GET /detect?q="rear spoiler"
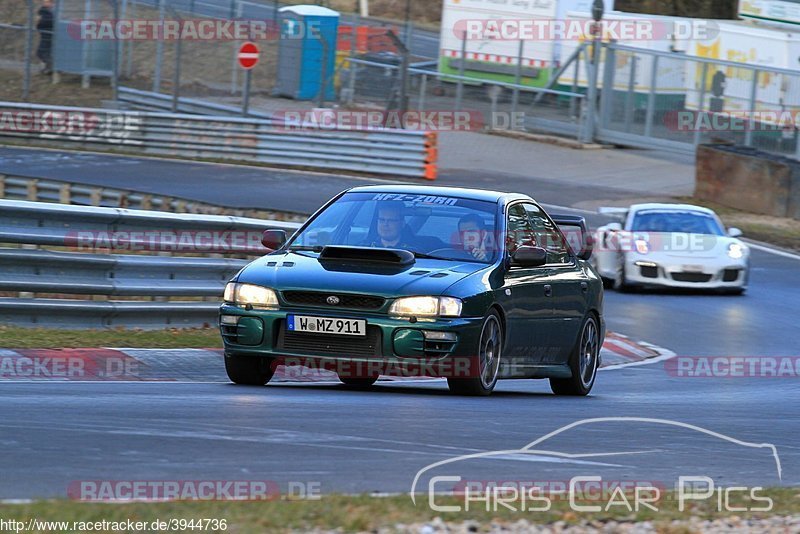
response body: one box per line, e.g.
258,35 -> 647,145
598,207 -> 629,221
551,214 -> 593,261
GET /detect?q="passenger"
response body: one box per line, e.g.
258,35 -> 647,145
458,214 -> 492,261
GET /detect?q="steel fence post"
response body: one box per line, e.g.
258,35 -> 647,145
644,54 -> 658,138
598,43 -> 614,131
82,0 -> 92,88
111,0 -> 120,102
419,73 -> 427,111
623,54 -> 637,133
455,31 -> 466,112
24,0 -> 34,101
231,0 -> 243,95
745,69 -> 758,147
583,38 -> 601,144
694,62 -> 709,146
346,21 -> 357,105
569,48 -> 581,118
317,33 -> 329,108
153,0 -> 164,92
172,13 -> 183,112
511,39 -> 523,116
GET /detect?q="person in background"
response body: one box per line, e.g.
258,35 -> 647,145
36,0 -> 54,75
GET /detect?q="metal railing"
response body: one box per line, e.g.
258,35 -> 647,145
0,198 -> 302,329
586,42 -> 800,158
0,101 -> 439,179
343,56 -> 589,143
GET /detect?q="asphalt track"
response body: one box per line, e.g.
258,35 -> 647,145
0,146 -> 798,499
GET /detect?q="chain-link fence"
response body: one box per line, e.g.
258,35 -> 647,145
0,1 -> 46,101
342,30 -> 588,139
589,43 -> 800,159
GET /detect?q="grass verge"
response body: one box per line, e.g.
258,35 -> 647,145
0,326 -> 222,349
1,490 -> 798,533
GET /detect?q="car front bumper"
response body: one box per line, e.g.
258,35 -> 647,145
624,255 -> 749,289
219,305 -> 487,378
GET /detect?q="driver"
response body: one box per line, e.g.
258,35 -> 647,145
458,214 -> 493,261
363,201 -> 415,249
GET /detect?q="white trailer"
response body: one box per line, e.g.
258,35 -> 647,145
438,0 -> 614,87
684,19 -> 800,115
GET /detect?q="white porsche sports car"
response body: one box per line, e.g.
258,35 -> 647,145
594,203 -> 750,294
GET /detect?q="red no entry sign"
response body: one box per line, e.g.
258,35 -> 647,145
238,42 -> 260,70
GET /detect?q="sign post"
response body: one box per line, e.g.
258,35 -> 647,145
238,42 -> 260,116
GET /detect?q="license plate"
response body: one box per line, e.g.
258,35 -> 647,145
683,265 -> 705,273
287,315 -> 367,337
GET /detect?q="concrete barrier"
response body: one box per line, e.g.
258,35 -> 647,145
696,144 -> 800,220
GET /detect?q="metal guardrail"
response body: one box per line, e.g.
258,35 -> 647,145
0,101 -> 439,179
0,199 -> 302,329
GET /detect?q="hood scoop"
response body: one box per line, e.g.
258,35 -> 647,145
318,246 -> 415,266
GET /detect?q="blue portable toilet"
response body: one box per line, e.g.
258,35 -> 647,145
275,5 -> 340,101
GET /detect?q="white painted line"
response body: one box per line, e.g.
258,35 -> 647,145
600,349 -> 677,371
744,239 -> 800,261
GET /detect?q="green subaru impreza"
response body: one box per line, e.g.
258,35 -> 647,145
220,185 -> 604,396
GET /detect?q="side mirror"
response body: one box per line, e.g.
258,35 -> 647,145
511,246 -> 547,268
606,222 -> 623,232
262,229 -> 287,250
728,227 -> 743,238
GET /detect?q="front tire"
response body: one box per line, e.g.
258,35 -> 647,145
550,315 -> 600,396
225,353 -> 274,386
447,311 -> 503,396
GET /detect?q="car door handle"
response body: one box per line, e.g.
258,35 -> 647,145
544,285 -> 553,297
581,282 -> 589,293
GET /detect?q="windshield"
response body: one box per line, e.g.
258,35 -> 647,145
631,210 -> 725,236
288,192 -> 499,263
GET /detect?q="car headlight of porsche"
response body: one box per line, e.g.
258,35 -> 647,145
635,239 -> 650,255
223,283 -> 279,309
727,243 -> 746,260
389,296 -> 463,318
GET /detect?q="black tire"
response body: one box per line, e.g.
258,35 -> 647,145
601,277 -> 614,290
550,315 -> 600,396
447,311 -> 503,397
614,262 -> 632,293
224,353 -> 274,386
338,375 -> 379,388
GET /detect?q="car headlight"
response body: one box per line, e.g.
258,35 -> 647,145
635,239 -> 650,255
728,243 -> 746,260
389,296 -> 463,318
223,283 -> 279,309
